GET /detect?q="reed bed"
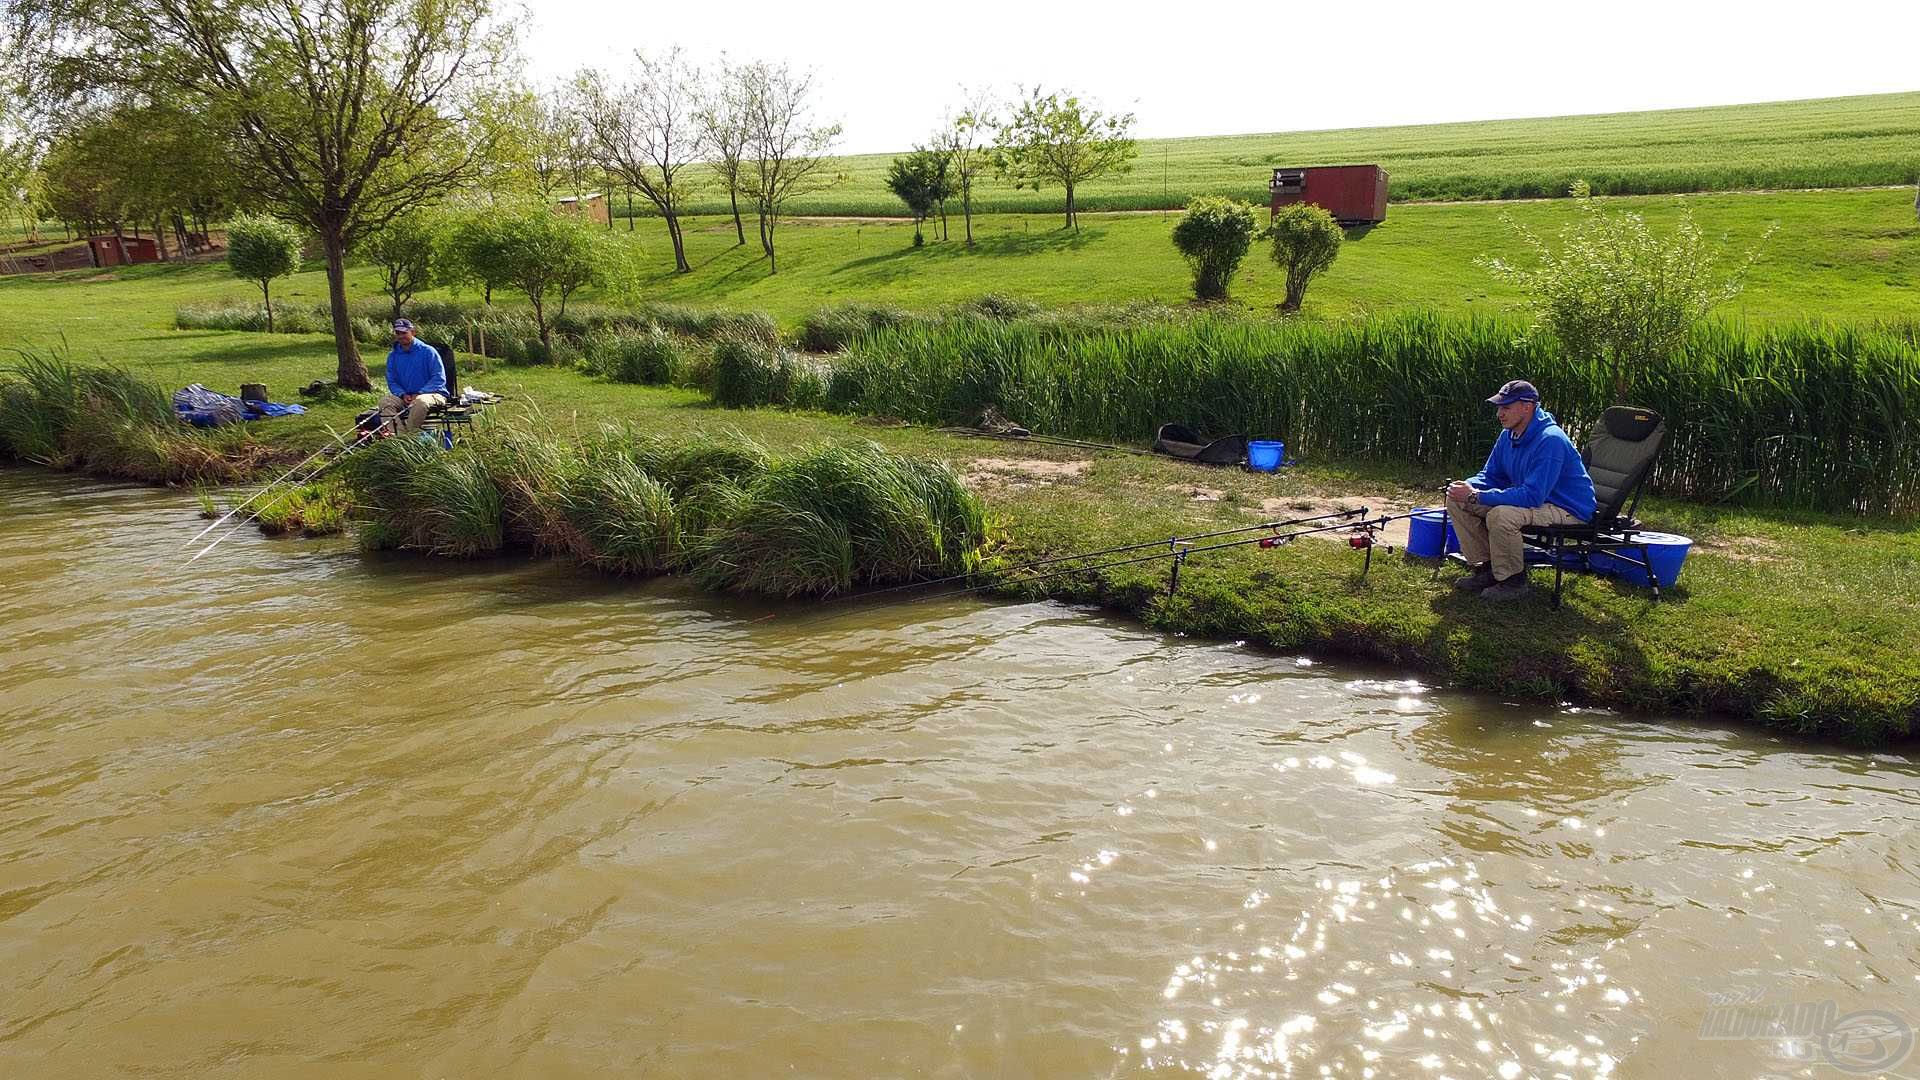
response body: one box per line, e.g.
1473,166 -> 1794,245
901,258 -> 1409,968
803,311 -> 1920,516
0,348 -> 265,484
175,298 -> 780,369
342,422 -> 985,596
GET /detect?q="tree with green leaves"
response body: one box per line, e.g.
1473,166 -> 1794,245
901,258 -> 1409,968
226,214 -> 303,332
931,90 -> 993,246
733,60 -> 842,274
5,0 -> 517,391
575,48 -> 702,273
1267,204 -> 1343,313
992,88 -> 1135,230
1172,197 -> 1259,301
491,208 -> 635,355
362,210 -> 442,320
695,56 -> 751,248
1482,201 -> 1771,396
442,210 -> 513,305
886,148 -> 947,247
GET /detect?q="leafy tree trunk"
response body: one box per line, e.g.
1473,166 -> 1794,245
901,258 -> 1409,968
938,200 -> 947,241
962,178 -> 973,246
666,211 -> 690,273
531,296 -> 550,356
154,216 -> 168,261
626,189 -> 634,232
1064,181 -> 1076,230
260,279 -> 274,332
321,226 -> 371,390
730,188 -> 745,246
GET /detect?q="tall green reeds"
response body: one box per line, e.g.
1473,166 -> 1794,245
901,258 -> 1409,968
340,422 -> 985,595
798,311 -> 1920,516
0,348 -> 259,483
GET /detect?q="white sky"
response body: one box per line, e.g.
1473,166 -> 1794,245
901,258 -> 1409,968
522,1 -> 1920,155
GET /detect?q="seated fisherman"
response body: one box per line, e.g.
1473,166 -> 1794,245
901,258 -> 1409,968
1444,380 -> 1596,601
380,318 -> 448,436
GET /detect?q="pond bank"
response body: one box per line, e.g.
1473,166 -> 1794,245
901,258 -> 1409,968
5,363 -> 1914,746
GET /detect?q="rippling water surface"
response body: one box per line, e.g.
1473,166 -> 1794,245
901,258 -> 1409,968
3,469 -> 1918,1079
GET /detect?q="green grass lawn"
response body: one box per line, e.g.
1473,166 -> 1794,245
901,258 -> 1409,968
5,188 -> 1914,341
669,91 -> 1920,216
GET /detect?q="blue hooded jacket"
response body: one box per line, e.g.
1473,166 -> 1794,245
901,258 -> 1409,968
385,340 -> 447,397
1466,407 -> 1596,521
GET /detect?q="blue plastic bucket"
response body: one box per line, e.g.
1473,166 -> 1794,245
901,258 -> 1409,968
1407,508 -> 1448,558
1590,532 -> 1692,588
1247,440 -> 1284,472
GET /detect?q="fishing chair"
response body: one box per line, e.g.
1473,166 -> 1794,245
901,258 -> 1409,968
417,341 -> 481,447
1446,405 -> 1668,608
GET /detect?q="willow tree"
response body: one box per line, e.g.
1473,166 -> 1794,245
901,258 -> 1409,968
5,0 -> 514,390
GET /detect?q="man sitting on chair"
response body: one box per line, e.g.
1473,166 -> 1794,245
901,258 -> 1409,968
1444,380 -> 1596,600
380,318 -> 448,436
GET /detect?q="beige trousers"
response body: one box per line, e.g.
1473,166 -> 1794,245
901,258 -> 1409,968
378,392 -> 447,435
1444,495 -> 1582,581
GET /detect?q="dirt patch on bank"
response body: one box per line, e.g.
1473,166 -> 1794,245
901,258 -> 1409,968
963,457 -> 1093,491
1697,533 -> 1788,564
1253,494 -> 1424,546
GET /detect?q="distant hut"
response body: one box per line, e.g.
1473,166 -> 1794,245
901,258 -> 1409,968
554,193 -> 611,227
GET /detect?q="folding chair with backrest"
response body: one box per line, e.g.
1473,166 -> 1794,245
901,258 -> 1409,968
1520,404 -> 1668,608
418,340 -> 477,447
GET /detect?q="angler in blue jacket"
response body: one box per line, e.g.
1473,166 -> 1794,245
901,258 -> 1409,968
379,318 -> 448,436
1444,380 -> 1596,600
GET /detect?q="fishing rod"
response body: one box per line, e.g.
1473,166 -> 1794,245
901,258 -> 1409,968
186,414 -> 399,564
820,507 -> 1376,613
183,415 -> 388,547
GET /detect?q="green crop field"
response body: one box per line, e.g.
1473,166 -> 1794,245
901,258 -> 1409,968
662,92 -> 1920,218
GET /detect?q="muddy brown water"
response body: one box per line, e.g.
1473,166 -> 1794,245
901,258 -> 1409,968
3,468 -> 1918,1079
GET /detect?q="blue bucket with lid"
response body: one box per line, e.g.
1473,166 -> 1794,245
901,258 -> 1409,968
1247,440 -> 1285,472
1589,532 -> 1692,588
1406,508 -> 1461,558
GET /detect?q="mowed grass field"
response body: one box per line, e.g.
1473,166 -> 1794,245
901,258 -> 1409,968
669,92 -> 1920,216
11,187 -> 1896,338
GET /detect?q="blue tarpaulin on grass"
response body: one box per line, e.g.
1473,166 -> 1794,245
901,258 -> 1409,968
173,384 -> 306,428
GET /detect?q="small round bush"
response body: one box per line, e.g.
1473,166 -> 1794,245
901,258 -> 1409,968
1172,196 -> 1259,301
1267,203 -> 1343,313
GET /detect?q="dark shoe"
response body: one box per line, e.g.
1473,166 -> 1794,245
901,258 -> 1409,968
1479,574 -> 1529,601
1453,564 -> 1497,592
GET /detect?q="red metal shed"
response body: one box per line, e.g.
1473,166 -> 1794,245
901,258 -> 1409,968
87,235 -> 162,267
1269,164 -> 1388,225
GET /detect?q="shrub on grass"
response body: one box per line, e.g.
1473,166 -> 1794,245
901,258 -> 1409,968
1172,196 -> 1260,301
1266,203 -> 1343,313
955,293 -> 1042,321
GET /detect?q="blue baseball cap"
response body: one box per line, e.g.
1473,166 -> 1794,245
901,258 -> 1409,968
392,318 -> 415,332
1487,379 -> 1540,405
